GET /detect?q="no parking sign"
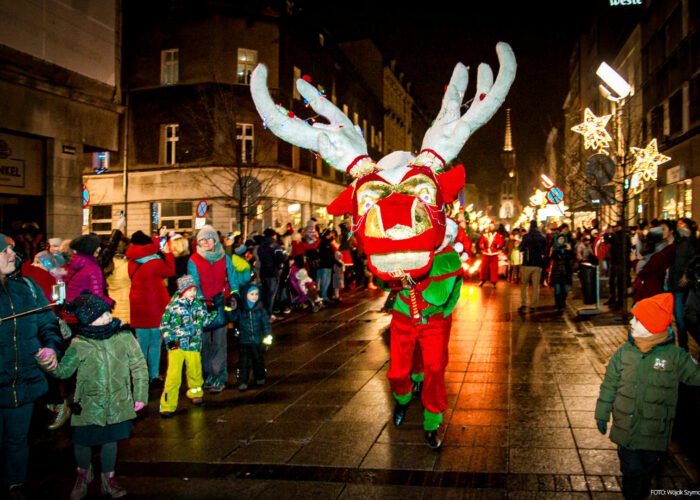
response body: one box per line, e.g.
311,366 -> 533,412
196,200 -> 208,217
82,185 -> 90,208
546,186 -> 565,205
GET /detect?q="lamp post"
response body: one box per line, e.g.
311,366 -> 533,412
597,61 -> 632,317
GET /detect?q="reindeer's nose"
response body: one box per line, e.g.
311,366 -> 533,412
363,193 -> 433,240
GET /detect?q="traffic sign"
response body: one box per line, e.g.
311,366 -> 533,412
196,200 -> 208,217
82,185 -> 90,208
546,186 -> 565,205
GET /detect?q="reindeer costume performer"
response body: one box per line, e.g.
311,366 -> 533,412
250,43 -> 516,448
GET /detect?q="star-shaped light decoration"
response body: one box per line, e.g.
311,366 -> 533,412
571,108 -> 613,152
630,139 -> 671,182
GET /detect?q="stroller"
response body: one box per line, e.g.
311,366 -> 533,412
289,260 -> 321,312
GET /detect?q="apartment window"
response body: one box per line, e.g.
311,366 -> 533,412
353,112 -> 359,126
160,201 -> 193,230
318,33 -> 325,47
650,106 -> 664,140
237,48 -> 257,84
669,90 -> 683,135
161,49 -> 179,86
378,131 -> 383,152
691,75 -> 700,124
362,119 -> 367,139
92,152 -> 109,174
161,124 -> 179,165
342,104 -> 349,117
371,125 -> 375,147
236,123 -> 254,163
293,66 -> 301,100
91,205 -> 112,233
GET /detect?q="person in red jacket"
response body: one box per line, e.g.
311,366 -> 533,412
478,221 -> 504,287
126,231 -> 175,385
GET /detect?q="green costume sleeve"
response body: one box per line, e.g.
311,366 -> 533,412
595,346 -> 622,421
677,349 -> 700,386
51,340 -> 81,379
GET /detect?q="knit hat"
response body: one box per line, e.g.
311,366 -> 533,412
69,234 -> 100,256
130,230 -> 152,246
196,224 -> 218,242
176,275 -> 198,296
65,290 -> 111,326
0,233 -> 14,253
631,293 -> 674,334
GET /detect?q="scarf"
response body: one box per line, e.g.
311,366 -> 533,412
633,330 -> 670,354
197,242 -> 226,262
80,318 -> 122,340
636,240 -> 667,274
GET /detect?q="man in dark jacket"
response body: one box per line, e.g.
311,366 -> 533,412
0,234 -> 63,496
518,221 -> 547,312
256,229 -> 285,319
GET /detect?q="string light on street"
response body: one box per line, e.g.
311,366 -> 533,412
571,108 -> 613,152
630,138 -> 671,182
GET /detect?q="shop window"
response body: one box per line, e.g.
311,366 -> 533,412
293,66 -> 301,100
91,205 -> 112,233
690,75 -> 700,124
161,49 -> 179,86
92,152 -> 109,174
650,106 -> 664,140
237,48 -> 257,85
236,123 -> 254,163
160,201 -> 193,230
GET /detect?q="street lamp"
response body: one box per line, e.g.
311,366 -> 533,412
597,61 -> 632,318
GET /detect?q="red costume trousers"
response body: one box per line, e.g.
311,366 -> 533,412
480,254 -> 499,283
387,312 -> 452,415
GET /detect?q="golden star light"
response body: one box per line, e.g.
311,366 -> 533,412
571,108 -> 613,152
630,139 -> 671,182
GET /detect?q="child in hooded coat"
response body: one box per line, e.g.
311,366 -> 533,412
233,284 -> 271,391
595,293 -> 700,500
40,290 -> 148,500
159,275 -> 218,416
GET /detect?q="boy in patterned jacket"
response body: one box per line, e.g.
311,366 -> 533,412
159,275 -> 217,417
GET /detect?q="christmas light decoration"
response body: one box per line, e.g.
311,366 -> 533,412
571,108 -> 613,152
630,139 -> 670,182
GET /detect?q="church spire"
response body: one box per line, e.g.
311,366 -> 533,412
503,108 -> 513,152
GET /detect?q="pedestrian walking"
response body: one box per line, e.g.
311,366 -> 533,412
632,223 -> 675,303
519,221 -> 547,312
158,275 -> 217,416
233,284 -> 271,391
549,233 -> 574,313
126,231 -> 175,386
595,293 -> 700,500
0,235 -> 62,498
40,290 -> 148,500
478,221 -> 503,287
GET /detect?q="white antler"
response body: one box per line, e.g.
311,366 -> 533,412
421,42 -> 516,165
250,64 -> 369,172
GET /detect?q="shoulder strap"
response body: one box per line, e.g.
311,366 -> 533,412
22,277 -> 38,301
129,263 -> 143,280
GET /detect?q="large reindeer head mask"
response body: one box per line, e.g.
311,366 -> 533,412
251,43 -> 516,287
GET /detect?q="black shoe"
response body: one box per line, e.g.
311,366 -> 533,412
491,282 -> 497,288
517,305 -> 526,313
159,411 -> 173,418
425,429 -> 443,449
411,380 -> 423,400
393,402 -> 409,427
478,280 -> 485,287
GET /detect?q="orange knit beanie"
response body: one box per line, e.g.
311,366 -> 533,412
631,293 -> 674,334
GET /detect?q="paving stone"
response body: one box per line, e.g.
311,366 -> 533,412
435,446 -> 508,473
585,475 -> 605,491
509,448 -> 584,474
361,443 -> 439,471
508,427 -> 576,448
579,449 -> 620,475
601,475 -> 621,492
568,474 -> 589,491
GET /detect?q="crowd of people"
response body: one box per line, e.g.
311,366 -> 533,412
0,216 -> 376,499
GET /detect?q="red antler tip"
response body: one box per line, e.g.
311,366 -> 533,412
302,75 -> 311,82
287,111 -> 295,118
479,93 -> 486,100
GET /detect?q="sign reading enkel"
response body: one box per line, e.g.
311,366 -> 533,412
0,159 -> 25,188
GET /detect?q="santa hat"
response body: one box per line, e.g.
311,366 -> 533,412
631,293 -> 674,334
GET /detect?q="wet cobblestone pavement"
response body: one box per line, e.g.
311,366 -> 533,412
24,283 -> 700,499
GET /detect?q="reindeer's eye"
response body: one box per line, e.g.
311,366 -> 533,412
399,175 -> 437,205
356,181 -> 392,216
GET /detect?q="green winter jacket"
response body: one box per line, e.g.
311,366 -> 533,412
595,333 -> 700,451
50,327 -> 148,427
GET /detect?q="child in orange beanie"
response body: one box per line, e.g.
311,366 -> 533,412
595,293 -> 700,499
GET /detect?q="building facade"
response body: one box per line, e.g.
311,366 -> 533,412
0,0 -> 122,239
82,3 -> 386,238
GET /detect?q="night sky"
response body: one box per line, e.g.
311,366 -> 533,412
311,0 -> 609,199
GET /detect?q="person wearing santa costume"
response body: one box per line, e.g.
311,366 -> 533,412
478,221 -> 504,287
